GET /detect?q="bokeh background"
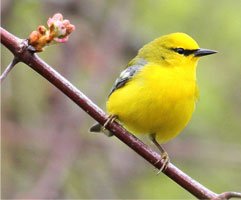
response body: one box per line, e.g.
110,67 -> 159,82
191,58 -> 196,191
1,0 -> 241,199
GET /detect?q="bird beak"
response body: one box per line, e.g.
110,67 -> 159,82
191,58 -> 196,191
194,48 -> 217,57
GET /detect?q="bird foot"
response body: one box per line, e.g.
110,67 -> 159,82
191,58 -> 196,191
103,115 -> 117,130
155,152 -> 170,174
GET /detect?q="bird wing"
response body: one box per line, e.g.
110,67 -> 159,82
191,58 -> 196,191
108,58 -> 147,97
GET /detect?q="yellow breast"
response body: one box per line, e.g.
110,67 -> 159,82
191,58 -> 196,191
107,63 -> 198,144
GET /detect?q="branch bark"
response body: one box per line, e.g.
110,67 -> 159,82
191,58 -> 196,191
1,27 -> 240,199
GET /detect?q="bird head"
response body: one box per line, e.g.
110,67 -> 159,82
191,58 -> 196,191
137,32 -> 217,67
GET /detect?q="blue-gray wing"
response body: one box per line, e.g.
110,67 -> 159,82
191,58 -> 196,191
108,60 -> 146,97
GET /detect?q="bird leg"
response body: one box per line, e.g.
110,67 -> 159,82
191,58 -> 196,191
149,134 -> 170,173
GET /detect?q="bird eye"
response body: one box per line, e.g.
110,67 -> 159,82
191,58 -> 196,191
174,48 -> 185,55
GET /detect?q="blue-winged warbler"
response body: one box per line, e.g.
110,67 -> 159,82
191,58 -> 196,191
90,32 -> 217,170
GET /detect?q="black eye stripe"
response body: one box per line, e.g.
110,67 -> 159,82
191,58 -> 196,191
172,48 -> 197,56
175,48 -> 185,54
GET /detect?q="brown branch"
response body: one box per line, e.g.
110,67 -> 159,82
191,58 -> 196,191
1,27 -> 240,199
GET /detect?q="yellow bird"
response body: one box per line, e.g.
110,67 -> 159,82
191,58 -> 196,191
90,32 -> 217,170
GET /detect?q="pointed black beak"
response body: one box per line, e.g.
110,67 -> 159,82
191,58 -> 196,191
194,48 -> 217,57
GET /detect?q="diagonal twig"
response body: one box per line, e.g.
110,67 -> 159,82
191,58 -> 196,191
212,192 -> 241,200
0,57 -> 19,82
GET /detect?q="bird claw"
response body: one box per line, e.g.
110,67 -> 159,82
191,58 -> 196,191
155,152 -> 170,174
103,115 -> 117,130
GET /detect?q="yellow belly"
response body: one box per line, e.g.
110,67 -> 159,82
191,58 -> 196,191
107,64 -> 198,144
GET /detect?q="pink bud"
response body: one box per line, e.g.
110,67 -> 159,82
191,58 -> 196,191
28,13 -> 75,52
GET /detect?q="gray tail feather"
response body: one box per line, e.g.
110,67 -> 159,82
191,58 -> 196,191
89,123 -> 114,137
89,123 -> 102,132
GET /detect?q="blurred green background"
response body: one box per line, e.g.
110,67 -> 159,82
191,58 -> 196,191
1,0 -> 241,199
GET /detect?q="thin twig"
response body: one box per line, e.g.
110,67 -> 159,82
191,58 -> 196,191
213,192 -> 241,200
0,57 -> 19,83
1,26 -> 240,199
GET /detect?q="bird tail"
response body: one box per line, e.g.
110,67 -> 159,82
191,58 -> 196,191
89,123 -> 114,137
89,123 -> 102,132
